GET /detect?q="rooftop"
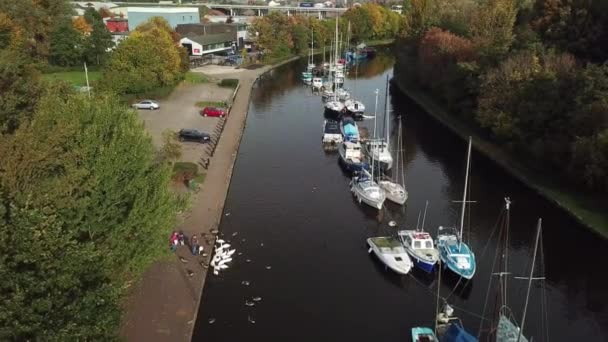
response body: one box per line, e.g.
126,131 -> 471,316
127,7 -> 199,14
183,33 -> 235,46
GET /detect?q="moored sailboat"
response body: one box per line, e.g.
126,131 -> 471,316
350,89 -> 386,210
364,75 -> 393,170
436,137 -> 477,280
378,117 -> 407,204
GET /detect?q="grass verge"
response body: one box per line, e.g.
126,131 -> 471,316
195,101 -> 225,108
391,77 -> 608,238
42,71 -> 102,87
218,79 -> 239,88
172,162 -> 206,188
185,71 -> 209,84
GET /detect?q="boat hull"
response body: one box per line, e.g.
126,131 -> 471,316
351,180 -> 385,210
411,256 -> 436,273
437,235 -> 476,279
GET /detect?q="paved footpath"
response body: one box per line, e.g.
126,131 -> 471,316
120,59 -> 297,342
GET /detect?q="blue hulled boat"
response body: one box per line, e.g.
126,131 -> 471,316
436,137 -> 476,279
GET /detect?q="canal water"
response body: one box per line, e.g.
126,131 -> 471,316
192,49 -> 608,341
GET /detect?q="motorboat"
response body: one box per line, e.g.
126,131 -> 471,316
378,177 -> 407,205
334,76 -> 344,85
325,99 -> 345,116
338,141 -> 368,172
336,87 -> 350,101
340,117 -> 359,142
301,71 -> 313,84
322,119 -> 343,145
365,139 -> 393,170
366,236 -> 412,274
436,137 -> 476,280
398,230 -> 439,273
344,99 -> 365,117
411,327 -> 437,342
312,77 -> 323,89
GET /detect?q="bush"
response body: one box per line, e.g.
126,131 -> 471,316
172,162 -> 199,183
219,78 -> 239,88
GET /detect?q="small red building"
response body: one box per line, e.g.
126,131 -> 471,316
105,18 -> 128,33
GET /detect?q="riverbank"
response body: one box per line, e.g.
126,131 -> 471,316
390,76 -> 608,238
120,57 -> 299,342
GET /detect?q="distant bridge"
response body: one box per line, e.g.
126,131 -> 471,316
93,2 -> 348,18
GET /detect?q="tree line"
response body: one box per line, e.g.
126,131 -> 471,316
396,0 -> 608,195
0,1 -> 184,339
249,4 -> 401,60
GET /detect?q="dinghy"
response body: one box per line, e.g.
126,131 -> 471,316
411,327 -> 437,342
366,236 -> 412,275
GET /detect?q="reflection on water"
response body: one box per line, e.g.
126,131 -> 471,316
192,53 -> 608,342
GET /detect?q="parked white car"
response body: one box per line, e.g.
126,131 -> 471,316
132,100 -> 160,110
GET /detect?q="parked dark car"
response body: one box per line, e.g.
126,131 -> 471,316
178,129 -> 210,143
200,107 -> 227,117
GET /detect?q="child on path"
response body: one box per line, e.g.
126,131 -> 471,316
169,231 -> 178,252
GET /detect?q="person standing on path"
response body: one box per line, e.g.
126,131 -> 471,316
191,235 -> 200,256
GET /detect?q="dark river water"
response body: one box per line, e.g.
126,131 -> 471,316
192,49 -> 608,341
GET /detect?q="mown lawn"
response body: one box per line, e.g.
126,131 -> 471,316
42,71 -> 102,87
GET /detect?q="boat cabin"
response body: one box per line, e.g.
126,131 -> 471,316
407,232 -> 434,250
343,141 -> 363,162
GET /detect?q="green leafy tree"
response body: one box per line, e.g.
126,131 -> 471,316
0,91 -> 180,339
469,0 -> 517,62
100,18 -> 184,94
291,23 -> 309,55
532,0 -> 608,63
83,8 -> 113,65
49,19 -> 84,66
0,0 -> 73,60
0,13 -> 42,133
160,129 -> 183,163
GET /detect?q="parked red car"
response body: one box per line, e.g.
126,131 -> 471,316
200,107 -> 227,118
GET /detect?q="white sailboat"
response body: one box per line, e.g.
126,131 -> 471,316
307,28 -> 315,72
324,20 -> 344,115
350,89 -> 386,210
378,117 -> 407,204
365,75 -> 393,170
367,236 -> 413,275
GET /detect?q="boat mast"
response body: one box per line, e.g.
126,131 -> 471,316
421,200 -> 429,232
517,219 -> 542,342
458,137 -> 472,250
372,89 -> 379,182
384,74 -> 390,151
311,27 -> 314,66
